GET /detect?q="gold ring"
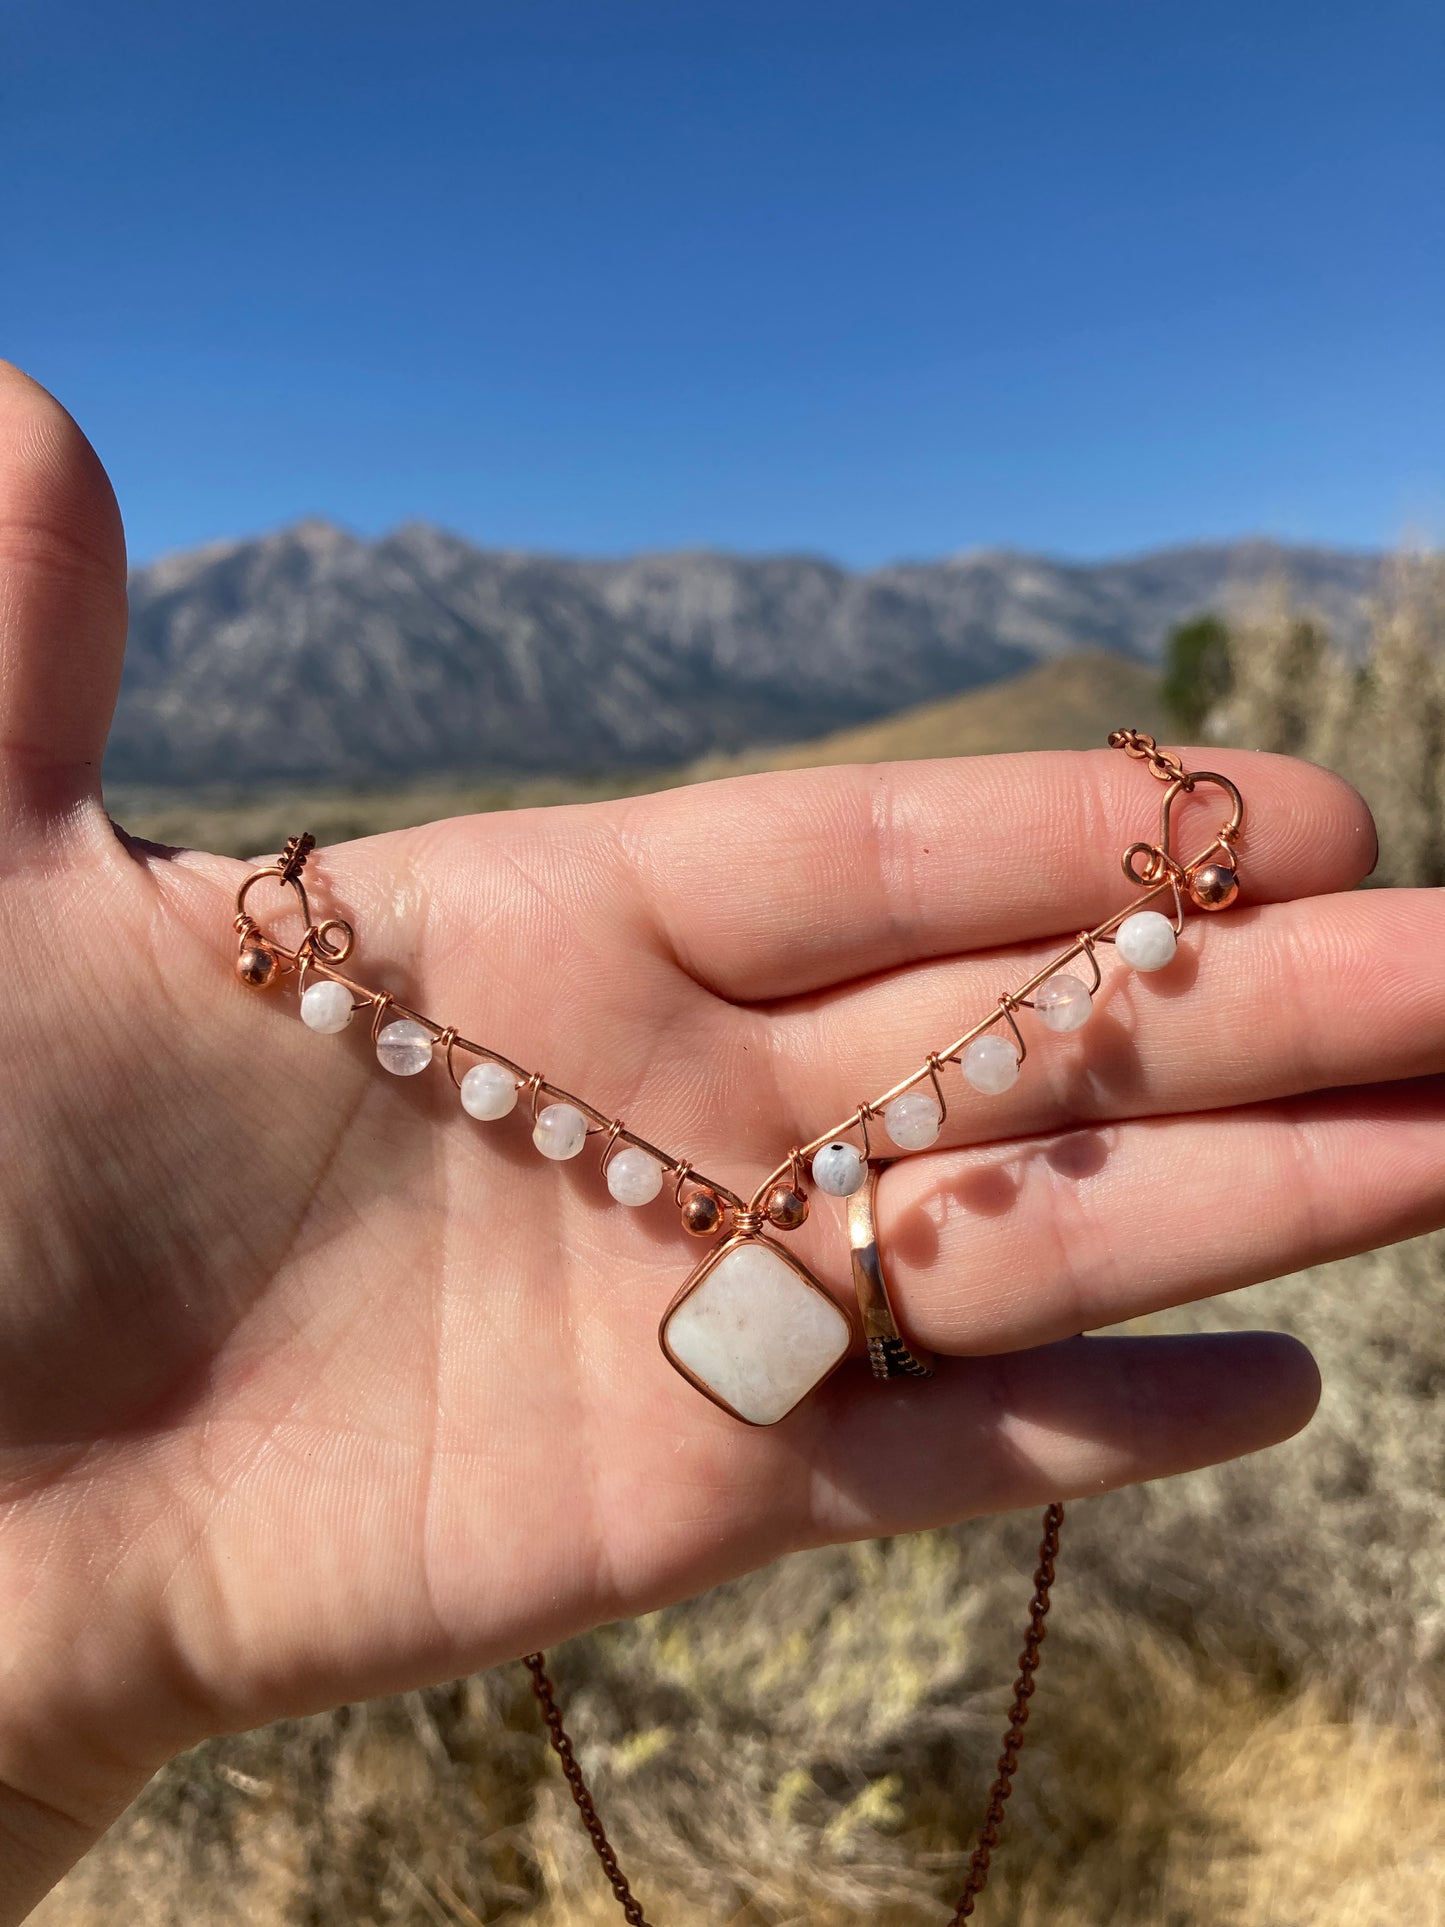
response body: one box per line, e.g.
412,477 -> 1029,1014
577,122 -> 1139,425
847,1161 -> 935,1381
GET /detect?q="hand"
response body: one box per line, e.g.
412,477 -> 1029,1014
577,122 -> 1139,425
1,364 -> 1435,1918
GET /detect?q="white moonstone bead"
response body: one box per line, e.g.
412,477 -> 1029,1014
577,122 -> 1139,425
375,1018 -> 434,1076
533,1102 -> 589,1161
812,1140 -> 867,1197
606,1145 -> 665,1206
460,1060 -> 519,1120
300,979 -> 354,1034
962,1033 -> 1020,1095
1115,909 -> 1178,972
884,1091 -> 943,1150
1034,973 -> 1093,1033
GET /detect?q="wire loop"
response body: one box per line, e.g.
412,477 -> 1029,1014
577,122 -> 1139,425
996,996 -> 1028,1065
1121,839 -> 1184,887
599,1120 -> 627,1177
306,917 -> 355,964
924,1052 -> 949,1123
432,1027 -> 464,1090
1074,932 -> 1103,995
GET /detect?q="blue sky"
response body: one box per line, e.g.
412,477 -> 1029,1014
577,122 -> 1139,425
5,0 -> 1442,566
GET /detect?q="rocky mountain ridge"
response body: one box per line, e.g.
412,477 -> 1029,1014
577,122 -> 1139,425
114,525 -> 1380,785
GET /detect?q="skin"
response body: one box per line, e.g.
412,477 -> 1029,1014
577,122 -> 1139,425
0,361 -> 1441,1918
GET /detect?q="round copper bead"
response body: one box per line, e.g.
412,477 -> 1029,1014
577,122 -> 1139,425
681,1190 -> 723,1238
1187,862 -> 1239,911
764,1185 -> 809,1231
236,943 -> 279,988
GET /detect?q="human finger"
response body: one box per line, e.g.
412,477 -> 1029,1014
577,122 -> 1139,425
0,362 -> 127,826
872,1078 -> 1445,1357
801,1330 -> 1319,1540
632,747 -> 1375,1002
770,887 -> 1445,1152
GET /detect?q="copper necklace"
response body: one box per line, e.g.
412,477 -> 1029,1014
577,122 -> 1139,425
230,730 -> 1246,1917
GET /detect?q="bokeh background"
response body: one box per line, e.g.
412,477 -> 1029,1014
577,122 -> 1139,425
7,3 -> 1443,1922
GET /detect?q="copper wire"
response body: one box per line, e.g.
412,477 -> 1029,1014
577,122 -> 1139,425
925,1052 -> 949,1123
742,791 -> 1244,1212
598,1120 -> 628,1177
996,995 -> 1028,1065
1073,932 -> 1103,995
234,735 -> 1242,1240
434,1027 -> 463,1090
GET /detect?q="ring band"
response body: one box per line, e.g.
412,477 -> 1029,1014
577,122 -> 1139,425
847,1162 -> 935,1381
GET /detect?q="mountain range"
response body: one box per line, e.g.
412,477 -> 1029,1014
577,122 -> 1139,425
114,524 -> 1381,787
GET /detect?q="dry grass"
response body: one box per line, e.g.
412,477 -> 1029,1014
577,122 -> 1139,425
52,635 -> 1441,1924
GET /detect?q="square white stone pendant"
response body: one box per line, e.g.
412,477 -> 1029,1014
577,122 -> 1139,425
659,1234 -> 854,1426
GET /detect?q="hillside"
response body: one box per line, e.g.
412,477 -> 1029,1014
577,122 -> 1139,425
691,649 -> 1167,774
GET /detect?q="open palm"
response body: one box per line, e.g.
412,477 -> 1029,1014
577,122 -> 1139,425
2,364 -> 1440,1919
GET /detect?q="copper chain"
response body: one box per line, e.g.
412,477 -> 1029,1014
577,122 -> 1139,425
945,1502 -> 1064,1921
523,1653 -> 655,1927
525,1502 -> 1064,1924
1106,727 -> 1190,786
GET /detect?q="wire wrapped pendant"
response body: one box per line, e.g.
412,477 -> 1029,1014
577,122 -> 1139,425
659,1224 -> 853,1424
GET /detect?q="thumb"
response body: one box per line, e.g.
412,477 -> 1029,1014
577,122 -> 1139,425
0,361 -> 127,824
